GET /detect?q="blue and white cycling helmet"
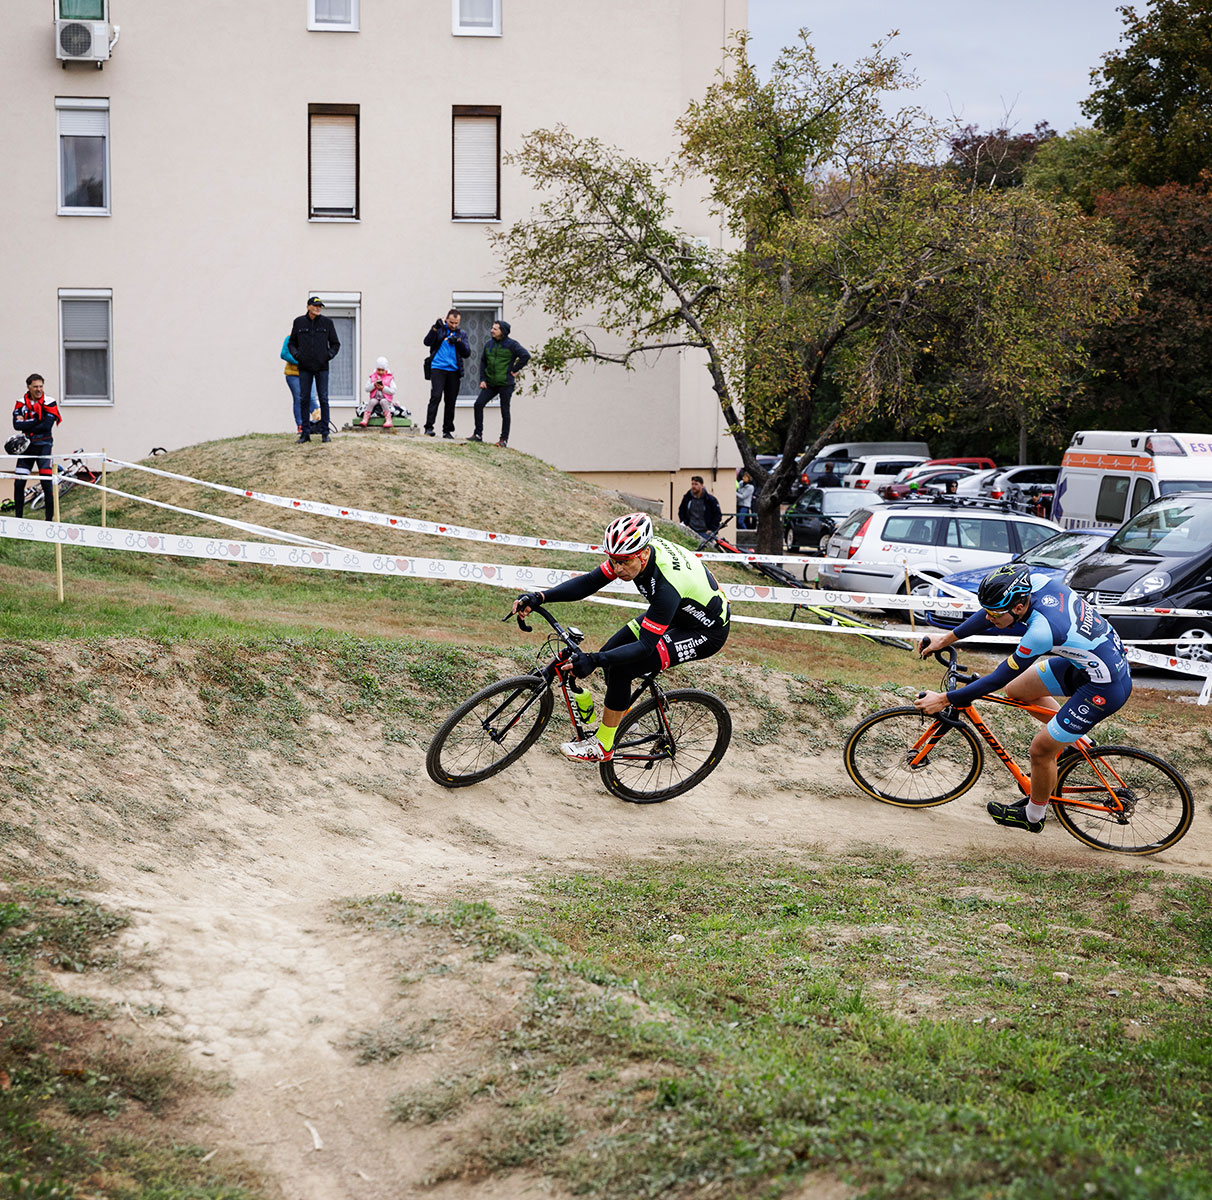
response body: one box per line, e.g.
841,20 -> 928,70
978,563 -> 1032,612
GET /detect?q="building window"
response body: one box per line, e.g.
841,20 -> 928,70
59,289 -> 112,405
452,106 -> 500,221
309,105 -> 359,220
308,0 -> 358,31
57,97 -> 109,215
59,0 -> 106,17
452,0 -> 501,36
452,293 -> 503,404
309,292 -> 360,406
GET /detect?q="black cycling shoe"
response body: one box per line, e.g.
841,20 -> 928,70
987,798 -> 1046,833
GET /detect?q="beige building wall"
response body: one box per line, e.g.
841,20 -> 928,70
2,0 -> 745,511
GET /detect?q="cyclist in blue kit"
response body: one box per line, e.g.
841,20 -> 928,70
915,563 -> 1132,834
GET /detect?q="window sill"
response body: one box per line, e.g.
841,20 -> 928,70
453,28 -> 502,36
451,217 -> 501,224
309,216 -> 360,223
58,209 -> 110,217
60,399 -> 114,407
307,24 -> 359,31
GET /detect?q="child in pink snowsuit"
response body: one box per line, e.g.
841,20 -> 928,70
362,357 -> 398,427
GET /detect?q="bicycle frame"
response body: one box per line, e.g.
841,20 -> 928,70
915,650 -> 1130,818
505,605 -> 676,764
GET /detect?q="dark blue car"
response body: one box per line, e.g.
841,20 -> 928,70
925,528 -> 1111,628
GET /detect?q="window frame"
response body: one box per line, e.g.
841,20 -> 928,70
308,0 -> 359,32
451,105 -> 501,222
56,96 -> 110,217
58,288 -> 113,407
308,291 -> 361,407
451,292 -> 504,406
1095,475 -> 1130,525
451,0 -> 501,37
308,104 -> 360,221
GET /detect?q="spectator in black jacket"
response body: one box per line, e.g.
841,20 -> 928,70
423,310 -> 471,439
10,374 -> 60,520
288,297 -> 341,443
678,476 -> 722,536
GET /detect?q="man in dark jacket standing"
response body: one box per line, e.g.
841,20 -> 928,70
288,297 -> 340,443
678,476 -> 723,536
470,320 -> 529,447
10,374 -> 60,519
422,309 -> 471,439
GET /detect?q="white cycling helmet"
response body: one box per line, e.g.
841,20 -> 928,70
603,512 -> 653,557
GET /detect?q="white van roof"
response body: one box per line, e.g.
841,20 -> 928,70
1067,430 -> 1212,457
815,441 -> 930,459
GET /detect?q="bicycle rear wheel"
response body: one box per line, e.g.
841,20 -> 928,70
600,689 -> 731,804
1053,746 -> 1194,855
426,675 -> 554,788
844,706 -> 984,807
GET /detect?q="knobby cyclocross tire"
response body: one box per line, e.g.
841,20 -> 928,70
844,705 -> 984,807
426,675 -> 554,788
599,689 -> 731,804
1053,745 -> 1194,855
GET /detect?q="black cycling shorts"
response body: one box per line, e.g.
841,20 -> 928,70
598,622 -> 728,710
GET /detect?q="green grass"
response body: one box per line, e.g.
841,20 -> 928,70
343,859 -> 1212,1199
0,880 -> 266,1198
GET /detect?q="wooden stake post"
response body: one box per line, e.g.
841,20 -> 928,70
53,473 -> 64,604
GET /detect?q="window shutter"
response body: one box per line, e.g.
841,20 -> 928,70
314,0 -> 352,23
62,298 -> 109,341
310,115 -> 357,215
57,107 -> 107,137
459,0 -> 496,27
453,116 -> 498,218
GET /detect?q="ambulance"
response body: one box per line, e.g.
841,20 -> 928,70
1052,431 -> 1212,530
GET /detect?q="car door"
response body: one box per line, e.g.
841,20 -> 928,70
942,515 -> 1015,574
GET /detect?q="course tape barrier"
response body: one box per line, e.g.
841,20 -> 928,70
100,455 -> 819,566
3,515 -> 1207,700
0,470 -> 343,551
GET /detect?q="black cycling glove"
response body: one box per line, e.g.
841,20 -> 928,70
515,591 -> 544,612
570,648 -> 599,679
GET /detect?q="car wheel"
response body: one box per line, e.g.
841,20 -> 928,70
1174,622 -> 1212,664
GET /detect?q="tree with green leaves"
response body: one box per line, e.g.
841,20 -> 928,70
1084,0 -> 1212,186
494,31 -> 1136,551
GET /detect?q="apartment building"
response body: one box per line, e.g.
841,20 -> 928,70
2,0 -> 745,512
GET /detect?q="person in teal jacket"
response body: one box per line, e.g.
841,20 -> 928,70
469,320 -> 529,447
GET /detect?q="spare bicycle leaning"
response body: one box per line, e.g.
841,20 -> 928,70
425,605 -> 732,803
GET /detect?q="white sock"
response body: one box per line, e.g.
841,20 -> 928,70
1025,801 -> 1048,823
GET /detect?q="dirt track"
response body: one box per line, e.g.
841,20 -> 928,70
4,644 -> 1209,1198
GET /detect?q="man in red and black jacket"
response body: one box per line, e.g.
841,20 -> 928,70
11,374 -> 60,519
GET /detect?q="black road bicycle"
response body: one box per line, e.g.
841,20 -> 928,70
425,605 -> 732,803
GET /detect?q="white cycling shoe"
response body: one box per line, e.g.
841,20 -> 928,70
561,736 -> 612,763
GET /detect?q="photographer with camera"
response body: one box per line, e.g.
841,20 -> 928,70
422,309 -> 470,439
8,374 -> 60,520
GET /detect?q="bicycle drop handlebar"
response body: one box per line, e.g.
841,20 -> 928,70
502,603 -> 585,653
916,637 -> 981,729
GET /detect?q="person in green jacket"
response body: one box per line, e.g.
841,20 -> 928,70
469,320 -> 530,448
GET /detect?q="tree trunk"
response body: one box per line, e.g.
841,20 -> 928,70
754,484 -> 784,554
1019,412 -> 1028,465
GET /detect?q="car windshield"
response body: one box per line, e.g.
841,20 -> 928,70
1106,500 -> 1212,557
1159,480 -> 1212,495
1021,531 -> 1107,568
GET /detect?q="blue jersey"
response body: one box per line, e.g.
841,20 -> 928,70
947,573 -> 1129,705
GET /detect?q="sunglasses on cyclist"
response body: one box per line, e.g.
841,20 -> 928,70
607,551 -> 643,565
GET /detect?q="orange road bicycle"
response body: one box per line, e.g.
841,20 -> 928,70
425,605 -> 732,803
843,645 -> 1194,855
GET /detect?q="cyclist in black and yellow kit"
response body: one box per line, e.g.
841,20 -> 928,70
512,512 -> 730,763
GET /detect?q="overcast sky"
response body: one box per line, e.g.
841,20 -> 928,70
746,1 -> 1130,137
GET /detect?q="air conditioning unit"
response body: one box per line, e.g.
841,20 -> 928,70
56,19 -> 112,63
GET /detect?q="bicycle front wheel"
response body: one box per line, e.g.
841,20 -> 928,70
1054,746 -> 1194,855
600,689 -> 732,804
844,706 -> 984,807
426,675 -> 554,788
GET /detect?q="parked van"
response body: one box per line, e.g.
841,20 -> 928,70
1053,431 -> 1212,529
800,441 -> 930,488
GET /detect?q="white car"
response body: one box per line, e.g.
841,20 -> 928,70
954,464 -> 1059,499
843,453 -> 930,493
818,500 -> 1061,596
